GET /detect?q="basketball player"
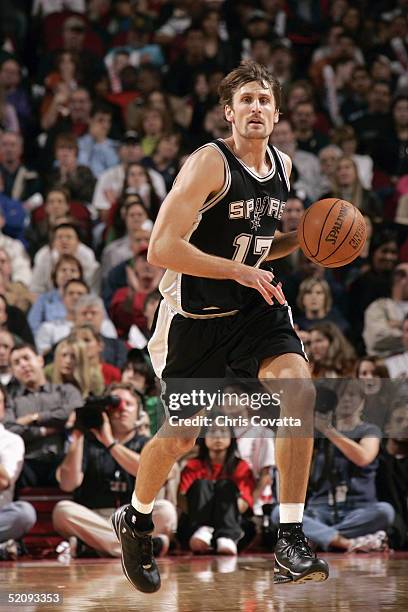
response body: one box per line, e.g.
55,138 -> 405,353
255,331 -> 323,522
112,61 -> 329,590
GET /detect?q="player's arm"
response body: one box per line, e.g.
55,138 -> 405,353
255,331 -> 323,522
148,146 -> 285,305
265,152 -> 300,261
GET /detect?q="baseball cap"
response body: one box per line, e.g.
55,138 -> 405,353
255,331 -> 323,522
121,130 -> 141,145
64,16 -> 86,32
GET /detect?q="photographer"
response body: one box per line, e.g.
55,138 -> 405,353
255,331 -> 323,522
52,383 -> 177,557
271,380 -> 395,551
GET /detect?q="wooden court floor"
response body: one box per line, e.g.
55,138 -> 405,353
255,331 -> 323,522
0,553 -> 407,612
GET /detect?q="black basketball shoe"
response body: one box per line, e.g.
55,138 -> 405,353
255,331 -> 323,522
274,525 -> 329,584
111,505 -> 161,593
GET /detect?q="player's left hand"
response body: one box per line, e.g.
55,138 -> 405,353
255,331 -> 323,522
233,264 -> 286,305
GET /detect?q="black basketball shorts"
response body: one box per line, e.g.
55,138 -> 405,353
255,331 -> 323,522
148,297 -> 307,380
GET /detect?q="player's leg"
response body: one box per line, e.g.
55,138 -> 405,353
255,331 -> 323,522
259,353 -> 329,584
112,422 -> 199,593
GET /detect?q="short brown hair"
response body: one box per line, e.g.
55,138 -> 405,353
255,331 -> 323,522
55,132 -> 78,153
297,278 -> 332,314
51,254 -> 83,287
218,60 -> 281,109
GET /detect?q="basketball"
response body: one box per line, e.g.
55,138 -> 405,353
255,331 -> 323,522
297,198 -> 367,268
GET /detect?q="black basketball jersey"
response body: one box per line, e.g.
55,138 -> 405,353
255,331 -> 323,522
159,139 -> 290,317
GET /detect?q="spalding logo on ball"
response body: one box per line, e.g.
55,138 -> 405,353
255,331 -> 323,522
297,198 -> 367,268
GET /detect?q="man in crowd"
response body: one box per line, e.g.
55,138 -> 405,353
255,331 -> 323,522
363,263 -> 408,357
384,316 -> 408,379
92,131 -> 166,221
0,384 -> 36,560
35,279 -> 89,355
0,131 -> 40,202
30,222 -> 100,294
4,344 -> 83,487
77,103 -> 119,178
270,118 -> 323,201
53,383 -> 176,558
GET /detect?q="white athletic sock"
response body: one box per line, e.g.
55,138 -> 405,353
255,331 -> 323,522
279,503 -> 304,523
131,492 -> 154,514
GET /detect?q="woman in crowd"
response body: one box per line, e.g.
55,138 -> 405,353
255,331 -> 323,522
135,106 -> 171,157
40,51 -> 83,128
0,293 -> 34,346
308,321 -> 356,378
178,423 -> 255,556
72,324 -> 121,387
123,162 -> 161,219
272,380 -> 395,552
322,155 -> 383,222
28,254 -> 83,334
355,356 -> 391,430
295,278 -> 349,336
105,193 -> 152,245
45,335 -> 103,397
349,228 -> 399,354
330,125 -> 373,189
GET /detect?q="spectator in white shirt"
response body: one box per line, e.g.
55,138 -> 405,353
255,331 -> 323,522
30,222 -> 100,294
385,316 -> 408,378
270,119 -> 323,202
101,198 -> 152,279
0,211 -> 31,286
363,264 -> 408,357
0,384 -> 36,559
91,131 -> 166,222
35,279 -> 89,355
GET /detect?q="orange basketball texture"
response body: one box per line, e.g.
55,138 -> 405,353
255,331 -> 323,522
297,198 -> 367,268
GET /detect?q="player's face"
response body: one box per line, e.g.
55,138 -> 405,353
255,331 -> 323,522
225,81 -> 279,140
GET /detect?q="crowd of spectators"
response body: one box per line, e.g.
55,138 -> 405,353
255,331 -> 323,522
0,0 -> 407,560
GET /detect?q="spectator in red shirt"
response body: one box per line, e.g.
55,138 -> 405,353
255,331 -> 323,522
109,249 -> 162,338
72,324 -> 121,387
178,422 -> 255,556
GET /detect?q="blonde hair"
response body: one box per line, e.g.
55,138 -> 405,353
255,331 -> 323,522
309,322 -> 356,377
52,336 -> 95,397
332,155 -> 364,210
297,278 -> 332,314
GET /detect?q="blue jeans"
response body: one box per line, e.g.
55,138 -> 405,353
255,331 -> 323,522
271,501 -> 395,550
0,502 -> 37,542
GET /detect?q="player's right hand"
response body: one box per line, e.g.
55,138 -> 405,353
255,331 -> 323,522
232,264 -> 286,305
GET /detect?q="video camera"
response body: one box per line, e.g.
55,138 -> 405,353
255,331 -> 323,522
74,395 -> 121,431
314,382 -> 338,416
